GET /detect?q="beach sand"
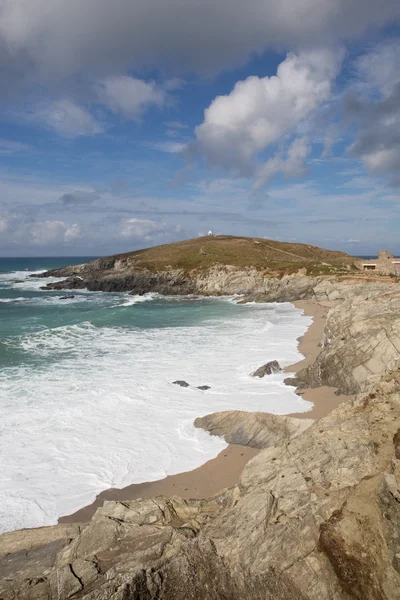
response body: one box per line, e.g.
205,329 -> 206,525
60,298 -> 352,524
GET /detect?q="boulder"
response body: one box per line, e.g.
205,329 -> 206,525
197,385 -> 211,390
251,360 -> 281,378
172,380 -> 190,387
59,295 -> 75,300
195,410 -> 313,448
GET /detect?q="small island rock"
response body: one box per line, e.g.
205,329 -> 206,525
251,360 -> 281,378
172,380 -> 190,387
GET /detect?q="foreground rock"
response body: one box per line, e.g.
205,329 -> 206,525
289,284 -> 400,394
251,360 -> 281,378
195,410 -> 313,448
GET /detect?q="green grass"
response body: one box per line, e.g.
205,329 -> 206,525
106,235 -> 357,276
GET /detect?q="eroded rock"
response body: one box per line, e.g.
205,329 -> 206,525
251,360 -> 281,378
172,380 -> 190,388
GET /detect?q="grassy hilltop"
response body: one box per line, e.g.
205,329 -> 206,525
111,235 -> 357,276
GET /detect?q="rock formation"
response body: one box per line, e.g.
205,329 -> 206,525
289,285 -> 400,394
251,360 -> 282,378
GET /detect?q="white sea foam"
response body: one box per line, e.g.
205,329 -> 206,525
0,300 -> 312,533
0,269 -> 67,292
118,292 -> 159,307
0,297 -> 27,303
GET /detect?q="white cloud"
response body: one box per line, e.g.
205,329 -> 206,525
354,39 -> 400,98
149,141 -> 187,154
0,218 -> 7,232
30,220 -> 81,244
64,224 -> 81,241
194,49 -> 342,175
0,139 -> 31,155
120,218 -> 166,240
165,121 -> 188,129
254,136 -> 311,189
362,148 -> 400,174
21,99 -> 103,137
96,76 -> 166,119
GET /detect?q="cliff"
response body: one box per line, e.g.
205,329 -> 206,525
3,244 -> 400,599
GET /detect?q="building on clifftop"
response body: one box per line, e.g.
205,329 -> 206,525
355,250 -> 400,275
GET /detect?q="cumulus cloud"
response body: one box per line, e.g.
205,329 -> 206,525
30,220 -> 81,244
96,76 -> 166,119
120,217 -> 181,241
64,223 -> 81,241
254,137 -> 311,189
194,49 -> 342,176
0,0 -> 399,84
121,218 -> 167,240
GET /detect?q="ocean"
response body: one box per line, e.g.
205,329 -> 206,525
0,257 -> 312,533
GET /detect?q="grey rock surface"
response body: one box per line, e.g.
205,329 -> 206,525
194,410 -> 313,448
251,360 -> 282,377
291,285 -> 400,394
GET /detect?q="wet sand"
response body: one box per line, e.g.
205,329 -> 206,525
60,298 -> 351,524
60,444 -> 258,523
285,299 -> 351,420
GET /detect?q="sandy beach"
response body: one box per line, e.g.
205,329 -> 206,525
60,298 -> 351,524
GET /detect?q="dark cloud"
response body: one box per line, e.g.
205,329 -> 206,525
0,0 -> 400,92
59,190 -> 100,206
346,83 -> 400,182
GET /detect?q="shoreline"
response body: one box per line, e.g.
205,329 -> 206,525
59,298 -> 352,525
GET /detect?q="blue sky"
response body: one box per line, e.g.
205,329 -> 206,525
1,1 -> 400,256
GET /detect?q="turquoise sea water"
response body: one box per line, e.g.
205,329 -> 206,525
0,257 -> 312,532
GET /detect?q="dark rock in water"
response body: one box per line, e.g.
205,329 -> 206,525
59,295 -> 75,300
12,280 -> 24,284
197,385 -> 211,391
251,360 -> 281,378
172,380 -> 190,387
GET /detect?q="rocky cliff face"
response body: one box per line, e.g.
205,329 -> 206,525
3,275 -> 400,599
290,285 -> 400,394
38,256 -> 388,303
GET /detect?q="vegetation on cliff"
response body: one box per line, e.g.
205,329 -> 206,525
100,235 -> 357,276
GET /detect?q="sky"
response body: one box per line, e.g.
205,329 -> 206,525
1,1 -> 400,256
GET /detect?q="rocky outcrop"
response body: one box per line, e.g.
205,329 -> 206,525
194,410 -> 313,448
41,269 -> 197,295
251,360 -> 282,378
290,285 -> 400,394
37,259 -> 391,304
